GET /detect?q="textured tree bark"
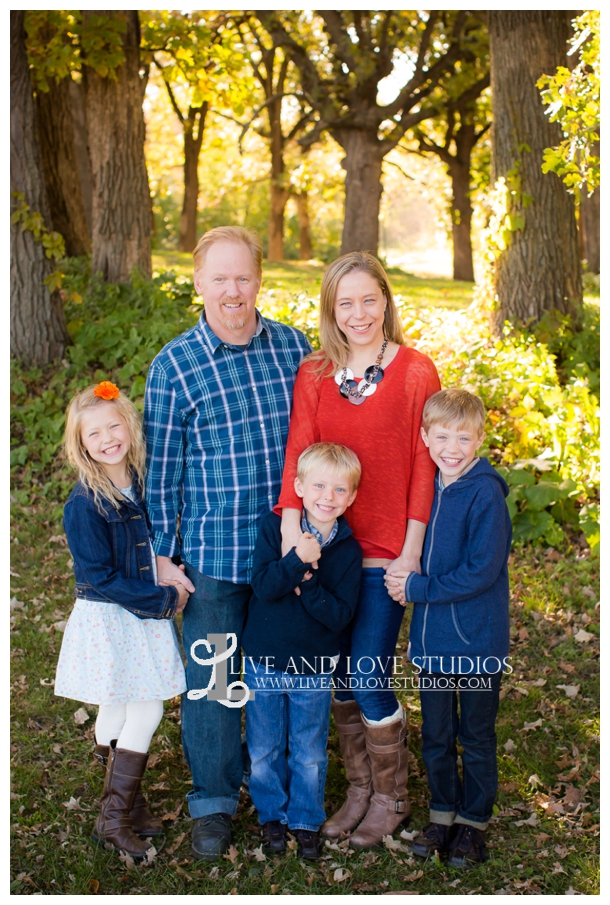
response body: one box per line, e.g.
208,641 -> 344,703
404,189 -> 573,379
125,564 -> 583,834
69,78 -> 93,236
83,10 -> 151,282
267,95 -> 289,261
448,149 -> 475,282
36,75 -> 90,256
335,129 -> 384,255
10,10 -> 69,366
489,11 -> 581,328
295,191 -> 313,260
178,104 -> 207,253
579,187 -> 600,274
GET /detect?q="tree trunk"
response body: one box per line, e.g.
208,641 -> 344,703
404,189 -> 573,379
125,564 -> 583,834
580,187 -> 600,274
267,96 -> 289,261
178,104 -> 207,253
82,10 -> 151,282
448,159 -> 474,282
69,78 -> 93,236
334,129 -> 383,256
489,11 -> 581,328
36,75 -> 91,257
295,191 -> 313,260
10,10 -> 69,366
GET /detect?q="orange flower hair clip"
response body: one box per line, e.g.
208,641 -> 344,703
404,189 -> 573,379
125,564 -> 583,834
93,381 -> 120,401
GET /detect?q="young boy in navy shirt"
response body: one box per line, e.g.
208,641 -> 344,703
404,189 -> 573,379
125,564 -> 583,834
242,443 -> 362,860
385,389 -> 512,869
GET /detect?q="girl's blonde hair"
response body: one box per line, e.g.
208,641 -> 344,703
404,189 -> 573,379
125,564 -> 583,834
63,386 -> 146,511
309,252 -> 405,374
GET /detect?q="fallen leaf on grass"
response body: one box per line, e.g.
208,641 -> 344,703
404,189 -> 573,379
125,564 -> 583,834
251,845 -> 266,862
160,801 -> 183,822
556,684 -> 580,698
73,707 -> 89,725
333,868 -> 352,882
87,879 -> 100,893
223,845 -> 239,864
514,812 -> 538,827
404,870 -> 424,882
528,774 -> 541,788
118,851 -> 136,869
165,832 -> 186,855
10,597 -> 25,610
551,862 -> 566,874
573,629 -> 594,643
383,892 -> 420,895
39,678 -> 54,686
399,829 -> 421,842
62,796 -> 84,811
503,738 -> 516,753
530,678 -> 547,687
52,621 -> 67,632
521,719 -> 543,731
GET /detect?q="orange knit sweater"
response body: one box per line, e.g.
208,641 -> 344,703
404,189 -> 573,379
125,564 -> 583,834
276,345 -> 441,560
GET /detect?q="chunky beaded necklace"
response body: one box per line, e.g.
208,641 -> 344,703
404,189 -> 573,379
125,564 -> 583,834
334,339 -> 388,406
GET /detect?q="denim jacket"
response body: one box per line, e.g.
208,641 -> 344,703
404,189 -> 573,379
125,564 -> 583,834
63,480 -> 178,620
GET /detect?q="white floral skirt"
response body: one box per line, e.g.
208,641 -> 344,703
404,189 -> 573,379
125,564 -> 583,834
55,599 -> 187,705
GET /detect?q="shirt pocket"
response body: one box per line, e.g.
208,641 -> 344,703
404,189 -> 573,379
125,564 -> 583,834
451,603 -> 471,645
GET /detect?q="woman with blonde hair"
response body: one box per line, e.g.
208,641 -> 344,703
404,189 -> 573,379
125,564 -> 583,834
277,252 -> 440,848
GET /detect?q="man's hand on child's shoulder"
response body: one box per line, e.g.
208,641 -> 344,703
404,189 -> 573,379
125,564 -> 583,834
295,532 -> 322,565
384,569 -> 411,607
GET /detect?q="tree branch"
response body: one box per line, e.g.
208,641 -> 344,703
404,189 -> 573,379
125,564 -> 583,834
318,11 -> 358,71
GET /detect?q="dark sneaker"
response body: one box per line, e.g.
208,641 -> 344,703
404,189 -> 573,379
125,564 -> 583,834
293,829 -> 321,860
410,822 -> 457,859
191,813 -> 232,861
446,823 -> 486,869
262,820 -> 287,854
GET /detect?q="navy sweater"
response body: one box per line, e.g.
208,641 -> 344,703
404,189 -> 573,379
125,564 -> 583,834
406,458 -> 512,673
242,512 -> 362,674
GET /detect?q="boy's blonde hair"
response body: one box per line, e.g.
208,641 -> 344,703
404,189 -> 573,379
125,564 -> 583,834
63,386 -> 146,511
308,251 -> 405,374
423,389 -> 486,434
296,442 -> 361,490
193,225 -> 263,276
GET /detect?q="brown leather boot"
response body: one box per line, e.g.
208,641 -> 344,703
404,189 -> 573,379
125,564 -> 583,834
349,707 -> 410,849
322,701 -> 372,838
91,742 -> 155,859
94,742 -> 163,838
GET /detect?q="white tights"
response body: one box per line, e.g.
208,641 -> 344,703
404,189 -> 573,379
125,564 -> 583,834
95,700 -> 164,754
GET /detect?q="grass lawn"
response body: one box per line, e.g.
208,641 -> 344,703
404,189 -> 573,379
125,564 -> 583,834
11,264 -> 599,894
152,252 -> 475,312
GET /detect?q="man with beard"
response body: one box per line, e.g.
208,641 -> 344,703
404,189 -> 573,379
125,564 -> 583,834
144,226 -> 311,860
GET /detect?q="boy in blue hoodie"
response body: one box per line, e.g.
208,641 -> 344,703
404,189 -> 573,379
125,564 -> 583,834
385,389 -> 512,870
242,442 -> 362,860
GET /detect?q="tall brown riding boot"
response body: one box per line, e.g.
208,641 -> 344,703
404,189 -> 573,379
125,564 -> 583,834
94,742 -> 163,838
91,742 -> 155,859
321,701 -> 372,839
349,707 -> 410,849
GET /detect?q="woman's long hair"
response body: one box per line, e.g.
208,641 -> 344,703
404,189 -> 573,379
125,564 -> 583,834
309,252 -> 405,374
63,387 -> 146,511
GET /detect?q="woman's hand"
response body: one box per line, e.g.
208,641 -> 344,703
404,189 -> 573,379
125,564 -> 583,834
156,556 -> 196,592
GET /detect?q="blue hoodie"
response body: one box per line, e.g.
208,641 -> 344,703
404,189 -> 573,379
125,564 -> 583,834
406,458 -> 512,674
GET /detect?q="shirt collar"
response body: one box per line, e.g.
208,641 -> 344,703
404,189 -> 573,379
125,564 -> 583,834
301,511 -> 339,548
198,309 -> 269,353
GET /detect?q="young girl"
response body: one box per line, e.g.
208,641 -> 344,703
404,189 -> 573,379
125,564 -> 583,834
55,381 -> 189,860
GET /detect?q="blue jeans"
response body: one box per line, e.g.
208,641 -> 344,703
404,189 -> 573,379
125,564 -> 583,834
181,566 -> 251,818
418,670 -> 502,829
244,659 -> 332,831
333,568 -> 406,721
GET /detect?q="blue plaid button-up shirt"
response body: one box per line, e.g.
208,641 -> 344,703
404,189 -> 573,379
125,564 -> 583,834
143,312 -> 311,584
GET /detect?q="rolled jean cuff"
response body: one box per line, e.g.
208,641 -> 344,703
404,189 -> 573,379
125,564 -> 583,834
455,813 -> 489,831
429,808 -> 456,826
187,792 -> 239,819
288,823 -> 321,833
